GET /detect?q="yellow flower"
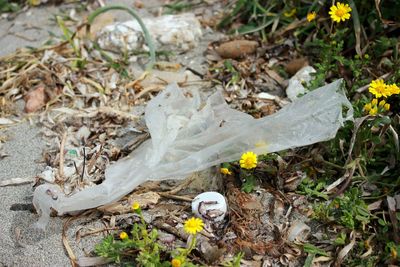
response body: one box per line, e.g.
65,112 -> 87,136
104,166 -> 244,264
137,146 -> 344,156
307,11 -> 317,22
369,79 -> 388,98
371,98 -> 378,106
378,99 -> 386,107
329,2 -> 352,23
387,83 -> 400,96
132,202 -> 140,210
369,106 -> 378,116
384,103 -> 390,111
184,217 -> 204,235
28,0 -> 41,6
120,231 -> 128,240
220,167 -> 232,175
364,103 -> 372,112
240,151 -> 258,169
171,258 -> 182,267
284,8 -> 297,17
391,247 -> 398,259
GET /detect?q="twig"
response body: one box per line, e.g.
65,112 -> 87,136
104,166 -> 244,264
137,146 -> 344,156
152,220 -> 188,241
81,147 -> 86,182
165,177 -> 195,195
58,132 -> 67,180
124,71 -> 149,89
80,227 -> 120,238
0,177 -> 34,187
158,192 -> 193,202
356,73 -> 390,93
63,217 -> 78,267
134,85 -> 164,100
326,116 -> 369,194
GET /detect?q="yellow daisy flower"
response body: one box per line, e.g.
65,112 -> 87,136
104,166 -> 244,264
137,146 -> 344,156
387,83 -> 400,96
369,105 -> 378,116
120,231 -> 128,240
384,103 -> 390,111
363,103 -> 372,112
329,2 -> 352,23
184,217 -> 204,235
369,79 -> 388,98
220,167 -> 232,175
132,202 -> 140,210
171,258 -> 182,267
307,11 -> 317,22
240,151 -> 258,169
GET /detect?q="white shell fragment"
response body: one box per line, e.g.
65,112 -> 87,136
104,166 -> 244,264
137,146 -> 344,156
97,13 -> 202,53
257,92 -> 276,100
191,192 -> 227,222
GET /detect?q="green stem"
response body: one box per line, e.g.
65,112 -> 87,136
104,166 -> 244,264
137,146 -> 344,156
88,5 -> 156,70
186,235 -> 196,256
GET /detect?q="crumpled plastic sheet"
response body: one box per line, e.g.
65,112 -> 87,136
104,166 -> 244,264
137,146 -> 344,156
33,79 -> 353,228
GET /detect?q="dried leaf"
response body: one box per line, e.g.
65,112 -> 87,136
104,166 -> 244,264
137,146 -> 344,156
285,57 -> 309,76
216,40 -> 258,59
334,231 -> 356,267
367,199 -> 382,211
24,86 -> 48,113
387,196 -> 399,243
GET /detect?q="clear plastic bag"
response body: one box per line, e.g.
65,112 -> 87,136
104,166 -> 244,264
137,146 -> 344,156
33,79 -> 353,228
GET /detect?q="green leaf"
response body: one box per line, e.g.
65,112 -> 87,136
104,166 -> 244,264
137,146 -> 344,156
378,218 -> 386,226
303,244 -> 329,256
303,253 -> 315,267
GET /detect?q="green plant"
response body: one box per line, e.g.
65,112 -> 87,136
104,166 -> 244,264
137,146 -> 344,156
222,252 -> 244,267
0,0 -> 19,13
95,205 -> 167,266
297,177 -> 329,200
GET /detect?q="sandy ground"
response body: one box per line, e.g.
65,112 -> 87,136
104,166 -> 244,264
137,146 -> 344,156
0,4 -> 71,264
0,1 -> 153,266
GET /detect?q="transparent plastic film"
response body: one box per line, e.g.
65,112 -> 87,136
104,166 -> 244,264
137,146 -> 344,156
33,79 -> 353,229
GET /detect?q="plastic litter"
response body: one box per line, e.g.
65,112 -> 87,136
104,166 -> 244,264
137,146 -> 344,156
96,13 -> 202,53
286,66 -> 316,101
33,79 -> 353,228
191,192 -> 227,222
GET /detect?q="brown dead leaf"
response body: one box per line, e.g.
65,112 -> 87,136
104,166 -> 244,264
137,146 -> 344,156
24,86 -> 48,113
134,0 -> 144,9
216,40 -> 258,59
285,57 -> 309,76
